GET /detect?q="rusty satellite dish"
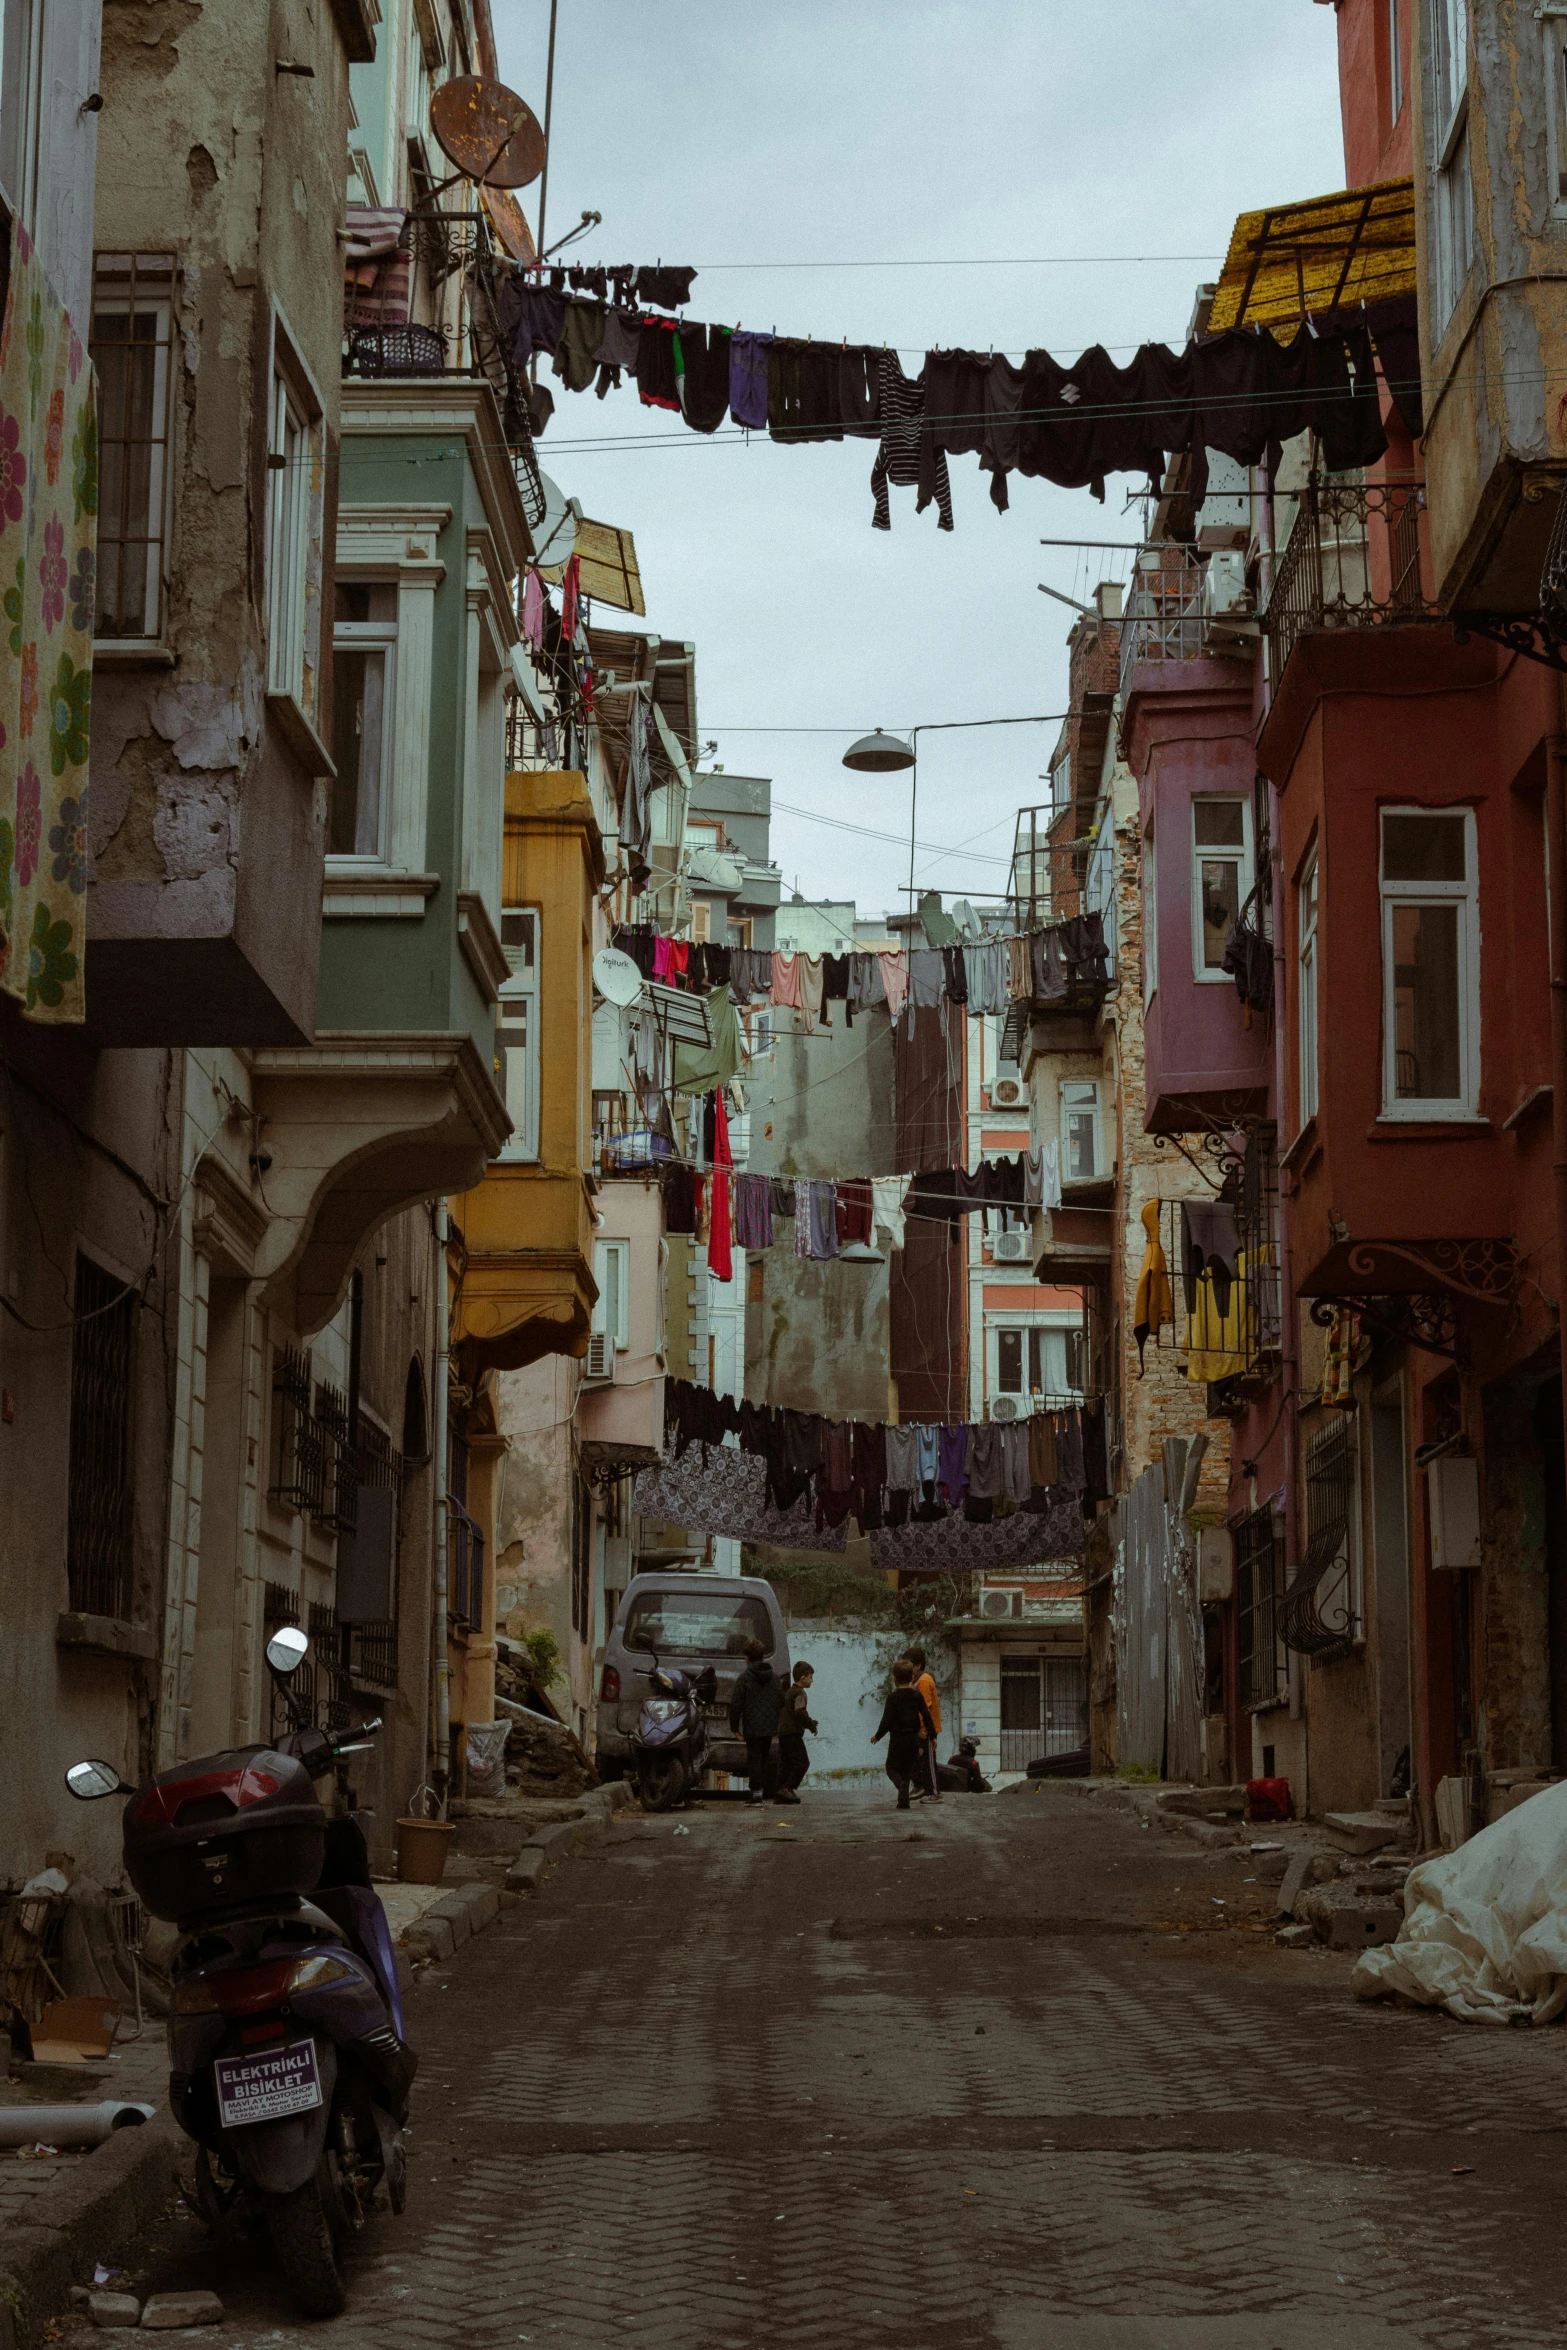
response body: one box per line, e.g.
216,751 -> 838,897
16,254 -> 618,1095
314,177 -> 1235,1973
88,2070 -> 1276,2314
430,75 -> 546,190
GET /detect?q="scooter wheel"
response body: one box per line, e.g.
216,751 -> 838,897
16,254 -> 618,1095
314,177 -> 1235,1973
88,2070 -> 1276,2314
265,2168 -> 347,2317
638,1756 -> 687,1812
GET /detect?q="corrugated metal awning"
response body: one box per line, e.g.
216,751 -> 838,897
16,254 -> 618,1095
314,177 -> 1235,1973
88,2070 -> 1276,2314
1207,176 -> 1416,333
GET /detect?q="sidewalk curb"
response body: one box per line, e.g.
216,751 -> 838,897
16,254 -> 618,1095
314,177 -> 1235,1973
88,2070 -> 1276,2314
0,2116 -> 183,2350
407,1784 -> 636,1946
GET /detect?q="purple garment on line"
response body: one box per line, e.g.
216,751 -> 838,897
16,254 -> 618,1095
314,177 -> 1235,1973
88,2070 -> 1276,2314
733,1172 -> 773,1251
938,1422 -> 970,1504
729,330 -> 774,428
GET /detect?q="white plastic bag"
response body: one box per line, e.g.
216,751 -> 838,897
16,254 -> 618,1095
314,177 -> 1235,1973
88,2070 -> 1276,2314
465,1720 -> 509,1801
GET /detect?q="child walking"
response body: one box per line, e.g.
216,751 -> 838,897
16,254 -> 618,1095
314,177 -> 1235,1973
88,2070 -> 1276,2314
871,1659 -> 937,1810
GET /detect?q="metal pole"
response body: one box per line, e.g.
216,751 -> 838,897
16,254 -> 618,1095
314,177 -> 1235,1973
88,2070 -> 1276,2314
907,727 -> 920,917
535,0 -> 559,265
432,1205 -> 452,1811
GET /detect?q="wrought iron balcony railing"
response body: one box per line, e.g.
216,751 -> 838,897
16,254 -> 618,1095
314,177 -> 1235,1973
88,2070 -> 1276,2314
1265,476 -> 1439,678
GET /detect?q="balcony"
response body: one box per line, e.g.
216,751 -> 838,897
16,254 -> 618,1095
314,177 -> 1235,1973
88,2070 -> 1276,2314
1265,477 -> 1438,680
1003,812 -> 1116,1060
1118,558 -> 1207,693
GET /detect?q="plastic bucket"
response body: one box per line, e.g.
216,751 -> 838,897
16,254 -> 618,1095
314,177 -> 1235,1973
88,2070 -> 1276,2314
395,1817 -> 454,1884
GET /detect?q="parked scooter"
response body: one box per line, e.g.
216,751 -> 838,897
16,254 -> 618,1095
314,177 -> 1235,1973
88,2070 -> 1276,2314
65,1626 -> 415,2319
630,1647 -> 717,1811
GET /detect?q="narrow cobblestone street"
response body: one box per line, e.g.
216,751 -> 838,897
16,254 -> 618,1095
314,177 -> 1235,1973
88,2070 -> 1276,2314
79,1786 -> 1567,2350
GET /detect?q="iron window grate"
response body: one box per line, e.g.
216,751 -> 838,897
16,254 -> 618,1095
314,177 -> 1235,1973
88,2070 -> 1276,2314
67,1255 -> 137,1620
309,1601 -> 353,1730
270,1345 -> 324,1515
1282,1415 -> 1358,1657
314,1380 -> 359,1536
91,252 -> 175,641
1236,1505 -> 1287,1709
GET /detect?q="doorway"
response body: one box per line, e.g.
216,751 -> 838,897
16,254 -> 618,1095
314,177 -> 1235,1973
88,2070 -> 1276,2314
999,1652 -> 1088,1772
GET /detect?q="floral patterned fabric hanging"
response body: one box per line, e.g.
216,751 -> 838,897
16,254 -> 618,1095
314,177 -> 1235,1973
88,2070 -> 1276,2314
0,223 -> 96,1022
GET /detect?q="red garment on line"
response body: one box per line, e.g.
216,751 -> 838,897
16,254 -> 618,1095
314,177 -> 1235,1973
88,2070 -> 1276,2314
707,1088 -> 734,1284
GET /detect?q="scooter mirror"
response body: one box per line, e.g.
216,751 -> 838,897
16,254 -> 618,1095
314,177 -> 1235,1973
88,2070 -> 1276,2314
265,1625 -> 310,1675
65,1759 -> 128,1800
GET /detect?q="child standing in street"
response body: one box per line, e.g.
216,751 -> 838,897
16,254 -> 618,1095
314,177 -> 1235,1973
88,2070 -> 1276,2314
906,1646 -> 943,1802
775,1661 -> 817,1804
872,1660 -> 936,1810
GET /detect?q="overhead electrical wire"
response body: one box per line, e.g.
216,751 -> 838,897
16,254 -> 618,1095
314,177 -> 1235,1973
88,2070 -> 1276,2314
770,799 -> 1009,864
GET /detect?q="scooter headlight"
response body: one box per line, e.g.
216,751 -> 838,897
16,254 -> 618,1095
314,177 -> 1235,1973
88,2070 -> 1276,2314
288,1953 -> 356,1993
643,1700 -> 682,1724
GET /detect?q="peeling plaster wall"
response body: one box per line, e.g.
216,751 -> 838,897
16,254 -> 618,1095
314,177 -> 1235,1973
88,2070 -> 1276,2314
86,0 -> 353,1043
1479,1378 -> 1554,1770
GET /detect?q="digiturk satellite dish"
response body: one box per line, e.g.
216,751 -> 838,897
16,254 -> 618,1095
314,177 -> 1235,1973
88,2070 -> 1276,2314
532,472 -> 581,583
429,75 -> 547,190
593,948 -> 644,1009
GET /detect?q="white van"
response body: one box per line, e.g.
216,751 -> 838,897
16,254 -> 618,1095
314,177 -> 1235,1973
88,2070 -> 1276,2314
596,1573 -> 790,1782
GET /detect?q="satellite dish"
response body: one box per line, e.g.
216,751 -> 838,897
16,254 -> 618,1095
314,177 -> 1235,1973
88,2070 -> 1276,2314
430,76 -> 547,190
593,947 -> 645,1008
532,472 -> 580,582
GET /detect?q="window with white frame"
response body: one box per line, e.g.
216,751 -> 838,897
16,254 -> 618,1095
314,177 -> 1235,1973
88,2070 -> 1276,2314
0,0 -> 45,236
1192,798 -> 1252,979
594,1239 -> 630,1349
1379,807 -> 1478,1117
265,364 -> 313,703
1429,0 -> 1473,330
1143,822 -> 1158,1006
1051,750 -> 1072,812
330,583 -> 397,857
1298,851 -> 1319,1125
1061,1080 -> 1100,1183
91,254 -> 175,641
1389,0 -> 1404,123
496,908 -> 539,1158
991,1322 -> 1079,1402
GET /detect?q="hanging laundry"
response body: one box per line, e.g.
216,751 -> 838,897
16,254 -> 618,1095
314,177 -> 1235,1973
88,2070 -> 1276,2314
728,329 -> 774,429
967,1423 -> 1005,1501
1320,1306 -> 1362,1407
596,306 -> 642,397
797,955 -> 826,1025
769,1176 -> 797,1223
560,552 -> 581,646
733,1171 -> 773,1252
871,1174 -> 910,1249
870,353 -> 953,532
1001,1420 -> 1033,1507
661,1163 -> 703,1236
850,951 -> 887,1012
771,950 -> 805,1010
707,1089 -> 734,1284
908,948 -> 946,1010
1006,936 -> 1031,1000
635,316 -> 680,410
835,1179 -> 874,1249
635,264 -> 697,310
675,321 -> 732,433
884,1424 -> 919,1498
807,1179 -> 840,1260
1132,1198 -> 1173,1370
521,568 -> 547,651
880,952 -> 910,1021
964,938 -> 1008,1015
511,284 -> 565,368
553,298 -> 604,393
1028,1412 -> 1059,1494
938,1423 -> 970,1505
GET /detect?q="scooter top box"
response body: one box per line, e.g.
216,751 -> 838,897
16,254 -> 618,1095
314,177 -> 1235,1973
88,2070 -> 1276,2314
123,1745 -> 327,1924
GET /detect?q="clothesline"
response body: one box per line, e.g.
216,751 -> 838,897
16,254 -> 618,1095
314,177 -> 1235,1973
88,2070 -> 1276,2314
661,1153 -> 1069,1260
661,1376 -> 1110,1540
502,275 -> 1421,526
611,913 -> 1109,1022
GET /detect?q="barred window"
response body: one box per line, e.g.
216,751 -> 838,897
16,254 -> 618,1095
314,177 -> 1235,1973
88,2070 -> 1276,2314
91,253 -> 175,641
1236,1506 -> 1286,1709
67,1255 -> 136,1619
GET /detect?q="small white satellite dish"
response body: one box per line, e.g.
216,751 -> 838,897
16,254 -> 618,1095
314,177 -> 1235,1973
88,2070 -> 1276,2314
593,947 -> 644,1008
532,472 -> 581,582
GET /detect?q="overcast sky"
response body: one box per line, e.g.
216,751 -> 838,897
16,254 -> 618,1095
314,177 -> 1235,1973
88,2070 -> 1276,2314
492,2 -> 1346,923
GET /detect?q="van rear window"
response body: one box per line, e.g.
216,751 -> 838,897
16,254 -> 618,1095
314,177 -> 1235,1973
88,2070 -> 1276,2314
623,1591 -> 773,1657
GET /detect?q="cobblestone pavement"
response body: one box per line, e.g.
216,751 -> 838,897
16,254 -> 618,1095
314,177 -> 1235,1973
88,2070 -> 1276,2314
66,1784 -> 1567,2349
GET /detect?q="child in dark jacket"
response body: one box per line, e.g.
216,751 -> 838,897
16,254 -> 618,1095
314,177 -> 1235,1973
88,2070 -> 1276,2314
872,1660 -> 936,1809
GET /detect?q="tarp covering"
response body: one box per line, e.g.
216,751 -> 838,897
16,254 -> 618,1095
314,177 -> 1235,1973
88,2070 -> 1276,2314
1114,1459 -> 1203,1782
1207,176 -> 1416,334
1354,1782 -> 1567,2024
574,517 -> 644,615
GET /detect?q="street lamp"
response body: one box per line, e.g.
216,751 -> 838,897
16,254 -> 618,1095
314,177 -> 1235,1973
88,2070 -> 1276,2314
842,729 -> 921,914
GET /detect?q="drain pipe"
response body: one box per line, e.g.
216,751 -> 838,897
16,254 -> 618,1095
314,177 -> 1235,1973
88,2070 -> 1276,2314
431,1203 -> 452,1812
0,2103 -> 155,2149
1547,721 -> 1567,1474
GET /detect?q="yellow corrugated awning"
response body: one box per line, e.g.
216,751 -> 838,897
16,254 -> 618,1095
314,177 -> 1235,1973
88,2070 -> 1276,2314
574,518 -> 645,616
1207,176 -> 1416,334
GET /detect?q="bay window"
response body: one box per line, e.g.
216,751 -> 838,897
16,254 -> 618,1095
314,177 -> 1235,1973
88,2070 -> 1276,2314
1379,807 -> 1478,1118
91,253 -> 174,642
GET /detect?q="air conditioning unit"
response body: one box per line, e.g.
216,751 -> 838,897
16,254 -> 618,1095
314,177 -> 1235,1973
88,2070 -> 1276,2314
1200,549 -> 1258,654
991,1394 -> 1021,1421
583,1330 -> 614,1382
993,1229 -> 1030,1263
991,1076 -> 1025,1107
980,1588 -> 1017,1620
